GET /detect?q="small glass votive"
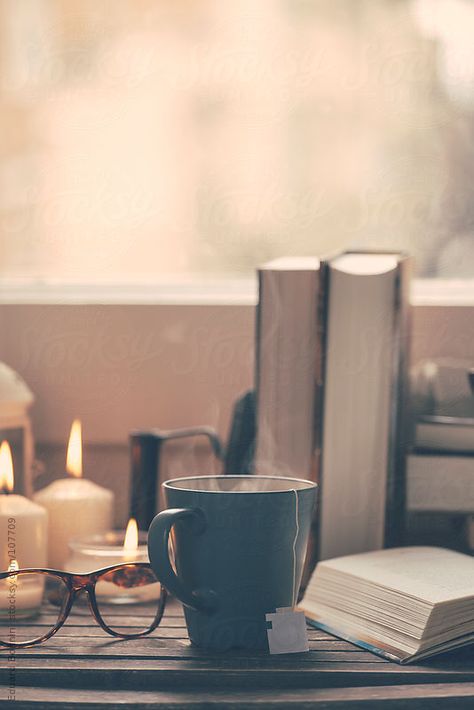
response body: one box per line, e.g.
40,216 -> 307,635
66,531 -> 158,605
0,567 -> 45,620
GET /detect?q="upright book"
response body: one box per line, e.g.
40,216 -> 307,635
318,251 -> 411,560
255,250 -> 411,568
300,546 -> 474,664
255,257 -> 327,482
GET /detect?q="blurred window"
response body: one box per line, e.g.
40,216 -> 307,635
1,0 -> 474,282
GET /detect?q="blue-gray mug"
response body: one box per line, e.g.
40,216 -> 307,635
147,475 -> 317,651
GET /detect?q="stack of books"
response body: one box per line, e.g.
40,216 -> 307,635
406,359 -> 474,546
255,251 -> 411,566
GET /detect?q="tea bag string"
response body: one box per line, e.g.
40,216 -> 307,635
266,488 -> 309,655
291,488 -> 299,608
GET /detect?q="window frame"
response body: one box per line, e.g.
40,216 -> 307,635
0,278 -> 473,307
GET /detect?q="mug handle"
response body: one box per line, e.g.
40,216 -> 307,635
147,508 -> 217,613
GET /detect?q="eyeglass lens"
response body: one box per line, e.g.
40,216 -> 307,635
0,571 -> 69,646
93,566 -> 162,636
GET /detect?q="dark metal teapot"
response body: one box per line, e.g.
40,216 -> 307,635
129,391 -> 255,529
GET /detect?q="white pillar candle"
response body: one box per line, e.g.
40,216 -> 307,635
0,442 -> 47,615
33,420 -> 114,570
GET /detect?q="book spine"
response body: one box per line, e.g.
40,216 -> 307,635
406,451 -> 474,512
384,255 -> 412,548
312,259 -> 329,479
255,267 -> 264,448
301,262 -> 329,589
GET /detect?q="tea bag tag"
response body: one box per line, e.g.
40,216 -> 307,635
266,607 -> 309,655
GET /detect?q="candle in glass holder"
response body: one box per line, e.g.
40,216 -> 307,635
34,420 -> 114,569
66,518 -> 159,603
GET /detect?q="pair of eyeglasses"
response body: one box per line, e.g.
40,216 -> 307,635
0,562 -> 166,649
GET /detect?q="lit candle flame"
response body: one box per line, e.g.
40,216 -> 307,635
66,419 -> 82,478
123,518 -> 138,560
0,441 -> 14,493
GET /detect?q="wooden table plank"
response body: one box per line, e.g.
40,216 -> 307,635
2,598 -> 474,706
2,649 -> 388,664
2,638 -> 387,661
4,659 -> 474,693
1,625 -> 346,644
6,683 -> 474,709
4,643 -> 380,658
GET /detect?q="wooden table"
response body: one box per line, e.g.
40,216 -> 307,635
2,598 -> 474,708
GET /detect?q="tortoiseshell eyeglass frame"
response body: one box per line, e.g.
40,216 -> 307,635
0,562 -> 167,649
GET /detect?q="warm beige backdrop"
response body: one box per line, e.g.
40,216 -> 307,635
1,296 -> 473,525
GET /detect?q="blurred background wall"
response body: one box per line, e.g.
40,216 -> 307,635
1,0 -> 474,281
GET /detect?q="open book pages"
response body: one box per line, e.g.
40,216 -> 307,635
299,547 -> 474,663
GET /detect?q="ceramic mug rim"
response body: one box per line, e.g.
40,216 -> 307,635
162,474 -> 317,494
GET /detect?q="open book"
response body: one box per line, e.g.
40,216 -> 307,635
299,547 -> 474,663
